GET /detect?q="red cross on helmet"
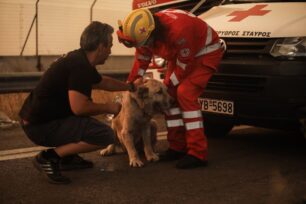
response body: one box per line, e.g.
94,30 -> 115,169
117,8 -> 155,48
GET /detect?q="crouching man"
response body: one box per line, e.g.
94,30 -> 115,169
19,21 -> 138,184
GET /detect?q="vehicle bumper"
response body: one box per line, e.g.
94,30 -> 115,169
201,58 -> 306,130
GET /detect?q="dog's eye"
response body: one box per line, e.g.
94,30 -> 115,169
156,88 -> 163,95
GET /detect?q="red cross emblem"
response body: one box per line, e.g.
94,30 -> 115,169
227,5 -> 271,22
139,27 -> 146,34
180,48 -> 190,57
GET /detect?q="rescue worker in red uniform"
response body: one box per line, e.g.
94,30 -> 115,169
117,8 -> 224,169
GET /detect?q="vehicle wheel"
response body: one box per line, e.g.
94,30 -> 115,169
204,119 -> 234,138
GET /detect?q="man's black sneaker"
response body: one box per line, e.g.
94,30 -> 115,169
159,149 -> 186,161
60,154 -> 94,171
176,154 -> 208,169
33,151 -> 71,184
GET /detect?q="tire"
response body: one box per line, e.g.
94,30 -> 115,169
204,118 -> 234,138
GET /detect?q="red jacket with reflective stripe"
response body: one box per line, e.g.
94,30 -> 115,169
127,9 -> 221,83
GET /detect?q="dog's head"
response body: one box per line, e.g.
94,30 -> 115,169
131,79 -> 172,115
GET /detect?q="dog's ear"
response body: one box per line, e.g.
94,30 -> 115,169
137,86 -> 149,99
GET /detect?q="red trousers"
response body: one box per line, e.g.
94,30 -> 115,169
164,64 -> 215,160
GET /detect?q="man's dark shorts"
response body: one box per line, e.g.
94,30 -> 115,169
21,116 -> 115,147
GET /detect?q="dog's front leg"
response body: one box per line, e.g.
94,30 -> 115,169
122,131 -> 144,167
142,125 -> 159,162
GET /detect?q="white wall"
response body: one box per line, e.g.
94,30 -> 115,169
0,0 -> 135,56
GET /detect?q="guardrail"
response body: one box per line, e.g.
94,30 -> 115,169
0,70 -> 129,94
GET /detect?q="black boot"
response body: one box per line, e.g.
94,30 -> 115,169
159,149 -> 186,161
33,149 -> 71,184
176,154 -> 208,169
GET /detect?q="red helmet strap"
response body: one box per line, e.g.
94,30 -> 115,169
116,30 -> 137,48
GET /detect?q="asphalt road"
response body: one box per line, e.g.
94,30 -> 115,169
0,123 -> 306,204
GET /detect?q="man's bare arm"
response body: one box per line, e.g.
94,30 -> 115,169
93,76 -> 130,91
93,76 -> 143,92
69,90 -> 121,116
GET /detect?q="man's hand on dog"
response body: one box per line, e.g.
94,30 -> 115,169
133,77 -> 148,89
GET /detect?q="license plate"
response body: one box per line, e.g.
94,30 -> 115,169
198,98 -> 234,115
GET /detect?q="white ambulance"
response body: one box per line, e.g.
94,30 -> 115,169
134,0 -> 306,139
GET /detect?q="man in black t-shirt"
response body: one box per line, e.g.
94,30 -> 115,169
19,21 -> 139,184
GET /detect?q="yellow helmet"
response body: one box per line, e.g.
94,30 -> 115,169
117,8 -> 155,47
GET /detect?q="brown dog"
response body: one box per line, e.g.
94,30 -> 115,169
100,79 -> 172,167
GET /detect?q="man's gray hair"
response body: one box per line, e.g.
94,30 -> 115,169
80,21 -> 114,51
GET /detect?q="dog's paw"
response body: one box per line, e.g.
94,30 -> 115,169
99,145 -> 115,156
100,148 -> 113,156
146,152 -> 159,162
129,159 -> 144,168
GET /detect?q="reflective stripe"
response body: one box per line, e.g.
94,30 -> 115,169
195,25 -> 221,57
176,59 -> 187,70
205,26 -> 212,46
138,68 -> 145,76
185,121 -> 203,130
137,54 -> 151,61
166,107 -> 181,116
170,72 -> 179,86
166,119 -> 184,127
182,110 -> 202,119
130,14 -> 146,43
195,42 -> 221,57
